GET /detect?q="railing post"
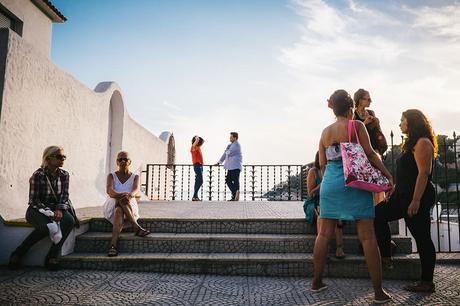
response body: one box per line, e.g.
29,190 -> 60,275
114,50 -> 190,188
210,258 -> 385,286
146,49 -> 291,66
250,165 -> 256,201
207,165 -> 213,201
442,136 -> 452,252
390,131 -> 395,179
142,165 -> 149,199
287,165 -> 292,201
171,165 -> 177,200
453,131 -> 460,250
157,165 -> 161,200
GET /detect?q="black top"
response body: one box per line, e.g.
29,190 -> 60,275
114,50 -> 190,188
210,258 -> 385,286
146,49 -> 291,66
354,109 -> 380,150
395,151 -> 434,204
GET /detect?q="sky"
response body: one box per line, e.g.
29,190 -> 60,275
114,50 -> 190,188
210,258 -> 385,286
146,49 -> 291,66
51,0 -> 460,164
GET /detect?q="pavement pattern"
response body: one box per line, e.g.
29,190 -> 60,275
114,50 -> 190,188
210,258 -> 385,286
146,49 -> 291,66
0,265 -> 459,305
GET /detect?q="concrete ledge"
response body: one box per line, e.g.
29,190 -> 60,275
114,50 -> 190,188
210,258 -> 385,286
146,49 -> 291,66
0,216 -> 89,266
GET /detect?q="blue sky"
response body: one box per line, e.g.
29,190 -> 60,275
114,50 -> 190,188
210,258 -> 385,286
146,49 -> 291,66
51,0 -> 460,164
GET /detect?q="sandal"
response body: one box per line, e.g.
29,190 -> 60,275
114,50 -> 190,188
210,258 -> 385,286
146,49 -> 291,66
135,228 -> 151,237
107,245 -> 118,257
335,245 -> 346,259
403,281 -> 435,293
311,283 -> 328,293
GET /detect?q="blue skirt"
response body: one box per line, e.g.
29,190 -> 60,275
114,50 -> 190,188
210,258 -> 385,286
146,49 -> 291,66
319,160 -> 374,220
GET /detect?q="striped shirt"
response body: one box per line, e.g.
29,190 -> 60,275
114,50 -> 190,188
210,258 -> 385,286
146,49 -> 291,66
28,167 -> 70,211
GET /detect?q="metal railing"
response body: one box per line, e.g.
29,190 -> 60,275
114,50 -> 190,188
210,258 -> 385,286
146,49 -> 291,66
141,164 -> 304,202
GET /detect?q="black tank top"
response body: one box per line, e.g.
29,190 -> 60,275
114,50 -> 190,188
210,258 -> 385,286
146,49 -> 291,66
396,151 -> 434,204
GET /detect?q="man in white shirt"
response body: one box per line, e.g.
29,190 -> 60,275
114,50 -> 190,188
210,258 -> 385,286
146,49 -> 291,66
215,132 -> 243,201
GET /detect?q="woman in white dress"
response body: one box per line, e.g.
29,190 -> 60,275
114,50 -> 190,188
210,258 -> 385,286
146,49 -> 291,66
103,151 -> 150,257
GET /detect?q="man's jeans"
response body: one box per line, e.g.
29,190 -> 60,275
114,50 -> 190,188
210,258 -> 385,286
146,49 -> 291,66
193,164 -> 203,198
226,169 -> 241,199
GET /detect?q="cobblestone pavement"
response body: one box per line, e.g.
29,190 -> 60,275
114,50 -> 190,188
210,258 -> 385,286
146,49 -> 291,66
1,264 -> 459,305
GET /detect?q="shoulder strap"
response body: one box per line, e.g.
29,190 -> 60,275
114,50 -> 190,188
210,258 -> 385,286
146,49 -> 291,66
348,120 -> 360,144
45,174 -> 59,202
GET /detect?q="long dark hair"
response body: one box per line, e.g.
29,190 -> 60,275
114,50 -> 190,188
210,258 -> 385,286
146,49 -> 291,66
191,136 -> 204,146
314,151 -> 320,169
353,88 -> 369,108
329,89 -> 353,117
401,109 -> 438,157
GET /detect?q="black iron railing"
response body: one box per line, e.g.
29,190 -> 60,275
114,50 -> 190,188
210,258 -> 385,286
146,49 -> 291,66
141,164 -> 305,202
141,131 -> 459,252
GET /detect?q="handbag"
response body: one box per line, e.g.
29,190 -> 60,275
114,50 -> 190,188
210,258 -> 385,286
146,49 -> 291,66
340,120 -> 392,193
45,174 -> 80,228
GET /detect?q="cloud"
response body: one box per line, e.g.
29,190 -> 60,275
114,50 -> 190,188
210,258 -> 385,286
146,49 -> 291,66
280,0 -> 460,153
410,4 -> 460,41
162,100 -> 182,111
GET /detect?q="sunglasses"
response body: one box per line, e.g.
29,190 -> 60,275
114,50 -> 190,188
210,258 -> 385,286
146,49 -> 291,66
362,97 -> 372,102
117,157 -> 130,162
51,154 -> 66,161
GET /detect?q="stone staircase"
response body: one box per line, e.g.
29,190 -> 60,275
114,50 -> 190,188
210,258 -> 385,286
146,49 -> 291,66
59,218 -> 421,279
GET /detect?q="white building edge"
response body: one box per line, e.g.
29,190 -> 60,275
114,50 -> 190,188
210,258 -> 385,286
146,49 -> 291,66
0,0 -> 174,264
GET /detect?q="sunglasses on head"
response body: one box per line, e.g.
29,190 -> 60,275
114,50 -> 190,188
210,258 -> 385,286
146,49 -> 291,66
117,157 -> 130,162
51,154 -> 66,161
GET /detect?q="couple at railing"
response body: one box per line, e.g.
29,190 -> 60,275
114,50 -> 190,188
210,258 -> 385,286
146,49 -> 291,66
309,89 -> 438,303
191,132 -> 243,201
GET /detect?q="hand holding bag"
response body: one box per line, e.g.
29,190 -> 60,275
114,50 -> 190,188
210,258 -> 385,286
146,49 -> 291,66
340,120 -> 392,193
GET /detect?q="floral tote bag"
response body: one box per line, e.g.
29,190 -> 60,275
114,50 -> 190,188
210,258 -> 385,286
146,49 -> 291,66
340,120 -> 392,193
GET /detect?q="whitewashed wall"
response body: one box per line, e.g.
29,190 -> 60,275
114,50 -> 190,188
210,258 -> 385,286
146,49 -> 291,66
0,29 -> 172,219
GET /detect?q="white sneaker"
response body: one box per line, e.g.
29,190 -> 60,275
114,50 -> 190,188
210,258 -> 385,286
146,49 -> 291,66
234,190 -> 240,201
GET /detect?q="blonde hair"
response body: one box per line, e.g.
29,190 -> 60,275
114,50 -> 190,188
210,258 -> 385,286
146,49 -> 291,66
41,146 -> 63,168
117,151 -> 129,158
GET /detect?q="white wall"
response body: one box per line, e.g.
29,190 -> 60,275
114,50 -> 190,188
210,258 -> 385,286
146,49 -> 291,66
0,29 -> 172,220
0,0 -> 53,56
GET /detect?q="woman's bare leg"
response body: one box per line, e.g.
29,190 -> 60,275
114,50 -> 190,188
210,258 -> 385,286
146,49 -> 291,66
356,219 -> 391,300
312,218 -> 336,289
118,199 -> 141,230
335,222 -> 345,257
110,206 -> 124,247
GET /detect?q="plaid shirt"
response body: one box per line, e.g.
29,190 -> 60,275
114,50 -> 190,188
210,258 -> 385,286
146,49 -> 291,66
28,167 -> 70,211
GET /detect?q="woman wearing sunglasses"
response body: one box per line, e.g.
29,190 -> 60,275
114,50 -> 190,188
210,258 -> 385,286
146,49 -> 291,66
9,146 -> 76,270
103,151 -> 150,257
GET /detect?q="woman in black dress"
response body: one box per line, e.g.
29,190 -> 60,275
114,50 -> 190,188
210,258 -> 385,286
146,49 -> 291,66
374,109 -> 437,293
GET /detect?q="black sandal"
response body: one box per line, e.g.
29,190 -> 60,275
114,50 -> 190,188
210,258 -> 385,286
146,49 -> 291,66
135,228 -> 151,237
108,245 -> 118,257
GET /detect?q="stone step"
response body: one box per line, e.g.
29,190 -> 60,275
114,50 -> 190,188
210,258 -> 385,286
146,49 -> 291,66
89,218 -> 400,235
59,252 -> 421,279
75,232 -> 413,254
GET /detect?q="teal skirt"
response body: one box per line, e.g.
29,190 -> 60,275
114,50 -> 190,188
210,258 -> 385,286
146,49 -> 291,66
319,160 -> 374,220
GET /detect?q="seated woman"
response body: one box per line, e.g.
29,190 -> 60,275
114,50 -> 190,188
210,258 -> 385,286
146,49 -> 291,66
103,151 -> 150,257
9,146 -> 76,271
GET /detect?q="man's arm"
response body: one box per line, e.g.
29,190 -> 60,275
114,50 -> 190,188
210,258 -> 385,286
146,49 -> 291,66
226,142 -> 241,157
